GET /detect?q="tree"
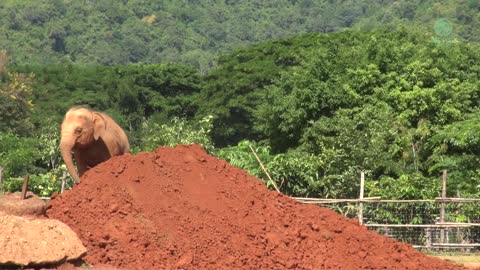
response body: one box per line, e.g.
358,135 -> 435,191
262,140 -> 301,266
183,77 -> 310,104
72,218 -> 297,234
0,51 -> 35,136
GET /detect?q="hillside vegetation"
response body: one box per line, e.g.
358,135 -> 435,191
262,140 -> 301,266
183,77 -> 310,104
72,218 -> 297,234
2,1 -> 480,205
2,27 -> 480,201
203,29 -> 480,198
0,0 -> 479,72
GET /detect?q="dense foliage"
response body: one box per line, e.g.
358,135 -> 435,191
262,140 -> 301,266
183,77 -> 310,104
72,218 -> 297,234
1,22 -> 480,205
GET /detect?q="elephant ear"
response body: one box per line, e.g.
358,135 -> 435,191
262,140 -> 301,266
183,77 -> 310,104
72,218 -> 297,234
93,113 -> 106,140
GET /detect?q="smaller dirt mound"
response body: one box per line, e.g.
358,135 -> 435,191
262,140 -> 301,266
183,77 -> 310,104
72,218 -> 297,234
0,192 -> 46,217
0,215 -> 87,267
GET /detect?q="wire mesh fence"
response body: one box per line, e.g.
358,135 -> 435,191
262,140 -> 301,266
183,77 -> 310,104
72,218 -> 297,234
294,171 -> 480,253
309,201 -> 480,252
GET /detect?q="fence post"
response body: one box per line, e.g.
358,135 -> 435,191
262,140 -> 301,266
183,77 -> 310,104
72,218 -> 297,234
425,228 -> 432,251
0,166 -> 3,192
440,170 -> 447,244
358,170 -> 365,225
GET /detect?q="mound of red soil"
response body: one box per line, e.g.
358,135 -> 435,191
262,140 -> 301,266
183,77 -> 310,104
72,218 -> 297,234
47,145 -> 465,270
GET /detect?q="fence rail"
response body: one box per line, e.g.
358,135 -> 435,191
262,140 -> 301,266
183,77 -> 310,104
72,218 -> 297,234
294,197 -> 480,203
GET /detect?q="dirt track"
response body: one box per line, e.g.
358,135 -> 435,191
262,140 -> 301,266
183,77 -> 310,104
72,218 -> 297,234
47,144 -> 467,269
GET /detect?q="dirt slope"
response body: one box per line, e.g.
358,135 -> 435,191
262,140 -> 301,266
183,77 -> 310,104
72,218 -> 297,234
47,144 -> 465,270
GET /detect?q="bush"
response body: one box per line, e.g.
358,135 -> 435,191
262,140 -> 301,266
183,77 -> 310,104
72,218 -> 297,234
0,132 -> 41,179
138,115 -> 214,153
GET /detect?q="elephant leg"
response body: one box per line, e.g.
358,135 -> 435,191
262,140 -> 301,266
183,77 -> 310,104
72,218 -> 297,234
77,160 -> 88,177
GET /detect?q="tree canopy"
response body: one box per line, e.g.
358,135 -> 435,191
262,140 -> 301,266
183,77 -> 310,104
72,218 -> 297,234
205,28 -> 480,198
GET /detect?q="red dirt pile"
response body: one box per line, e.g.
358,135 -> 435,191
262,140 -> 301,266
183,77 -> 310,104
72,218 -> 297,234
47,144 -> 465,270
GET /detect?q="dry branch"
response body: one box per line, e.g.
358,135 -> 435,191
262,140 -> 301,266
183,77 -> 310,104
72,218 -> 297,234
248,144 -> 280,193
21,175 -> 29,200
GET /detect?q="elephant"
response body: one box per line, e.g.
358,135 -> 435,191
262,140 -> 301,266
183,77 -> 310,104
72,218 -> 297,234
60,107 -> 130,183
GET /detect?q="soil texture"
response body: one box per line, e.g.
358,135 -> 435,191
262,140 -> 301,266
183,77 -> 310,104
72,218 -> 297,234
47,144 -> 467,270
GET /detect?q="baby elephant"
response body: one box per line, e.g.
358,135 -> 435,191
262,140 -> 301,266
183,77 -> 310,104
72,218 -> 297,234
60,107 -> 130,183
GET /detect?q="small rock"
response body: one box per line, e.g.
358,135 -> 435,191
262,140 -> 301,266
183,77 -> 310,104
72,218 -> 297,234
109,204 -> 119,213
175,252 -> 193,267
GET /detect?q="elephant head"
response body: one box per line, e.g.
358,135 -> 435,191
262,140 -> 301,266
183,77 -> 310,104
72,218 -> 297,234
60,107 -> 106,183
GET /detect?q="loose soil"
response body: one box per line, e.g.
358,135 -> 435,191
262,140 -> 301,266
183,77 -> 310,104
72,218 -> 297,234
47,144 -> 467,270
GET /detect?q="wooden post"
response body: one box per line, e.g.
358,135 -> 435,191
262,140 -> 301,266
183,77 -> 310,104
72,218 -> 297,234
0,166 -> 3,192
425,228 -> 432,251
358,170 -> 365,225
61,171 -> 66,193
21,175 -> 29,200
440,170 -> 447,244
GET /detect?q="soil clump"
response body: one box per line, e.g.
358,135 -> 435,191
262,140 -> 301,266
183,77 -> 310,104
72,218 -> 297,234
47,144 -> 467,270
0,192 -> 46,216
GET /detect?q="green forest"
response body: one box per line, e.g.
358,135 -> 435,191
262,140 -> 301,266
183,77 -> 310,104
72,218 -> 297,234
1,0 -> 479,71
1,1 -> 480,205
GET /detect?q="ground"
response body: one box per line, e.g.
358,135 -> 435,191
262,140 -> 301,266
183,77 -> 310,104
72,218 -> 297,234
435,255 -> 480,270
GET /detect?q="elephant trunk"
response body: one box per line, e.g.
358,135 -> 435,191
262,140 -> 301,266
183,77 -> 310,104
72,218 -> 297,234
60,139 -> 80,183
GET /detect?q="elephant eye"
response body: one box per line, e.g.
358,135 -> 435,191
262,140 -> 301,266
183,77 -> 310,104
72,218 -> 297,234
75,127 -> 83,134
